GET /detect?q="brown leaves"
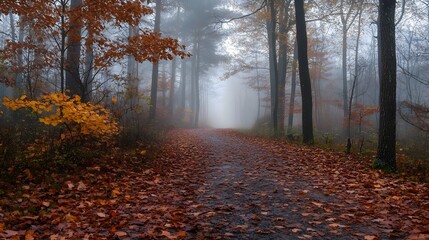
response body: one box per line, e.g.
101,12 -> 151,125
0,129 -> 427,239
161,230 -> 187,239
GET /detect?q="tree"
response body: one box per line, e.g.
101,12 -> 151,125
295,0 -> 314,144
149,0 -> 162,120
287,41 -> 298,135
375,0 -> 397,171
277,0 -> 294,135
1,0 -> 189,100
339,0 -> 360,120
346,3 -> 364,153
65,0 -> 83,99
266,0 -> 279,131
180,0 -> 230,127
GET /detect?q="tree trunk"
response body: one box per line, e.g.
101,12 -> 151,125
277,0 -> 291,135
65,0 -> 83,97
168,7 -> 180,118
180,60 -> 187,111
83,33 -> 94,102
287,41 -> 298,135
294,0 -> 314,144
190,33 -> 197,121
375,0 -> 397,171
161,62 -> 167,108
169,59 -> 177,117
149,0 -> 162,120
194,31 -> 201,128
15,14 -> 25,96
346,6 -> 363,154
266,0 -> 278,132
127,26 -> 138,105
255,50 -> 261,120
341,25 -> 349,120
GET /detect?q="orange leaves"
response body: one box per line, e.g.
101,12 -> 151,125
161,230 -> 187,239
95,33 -> 191,67
3,92 -> 119,143
2,0 -> 190,87
350,103 -> 379,127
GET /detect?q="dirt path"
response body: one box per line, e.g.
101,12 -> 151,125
185,130 -> 401,239
0,129 -> 428,239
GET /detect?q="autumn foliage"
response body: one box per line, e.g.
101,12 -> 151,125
3,92 -> 119,144
0,0 -> 191,96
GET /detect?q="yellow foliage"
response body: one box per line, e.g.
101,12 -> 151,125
3,92 -> 119,143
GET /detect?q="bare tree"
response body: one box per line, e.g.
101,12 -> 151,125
295,0 -> 314,144
375,0 -> 397,171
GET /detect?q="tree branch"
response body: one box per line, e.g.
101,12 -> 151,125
217,0 -> 267,24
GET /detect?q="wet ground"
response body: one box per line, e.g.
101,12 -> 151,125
1,129 -> 427,239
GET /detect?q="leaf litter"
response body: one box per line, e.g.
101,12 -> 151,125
0,129 -> 427,239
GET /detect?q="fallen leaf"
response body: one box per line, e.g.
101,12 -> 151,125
96,212 -> 108,218
364,235 -> 378,240
298,190 -> 309,195
161,230 -> 175,239
1,230 -> 18,238
115,231 -> 128,237
112,189 -> 121,196
65,181 -> 74,190
65,214 -> 77,222
406,234 -> 429,240
25,230 -> 35,240
77,181 -> 87,191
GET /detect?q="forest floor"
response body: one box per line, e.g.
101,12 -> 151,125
0,129 -> 428,239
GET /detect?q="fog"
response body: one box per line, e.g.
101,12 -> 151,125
1,0 -> 429,151
207,66 -> 259,129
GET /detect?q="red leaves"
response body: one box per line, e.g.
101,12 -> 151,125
95,33 -> 191,67
1,0 -> 190,89
0,129 -> 427,239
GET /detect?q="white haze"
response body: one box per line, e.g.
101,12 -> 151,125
207,66 -> 259,129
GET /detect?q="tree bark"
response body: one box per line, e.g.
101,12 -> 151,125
294,0 -> 314,144
190,33 -> 197,121
375,0 -> 397,171
65,0 -> 82,97
339,0 -> 359,128
255,50 -> 261,120
169,59 -> 177,117
266,0 -> 278,132
277,0 -> 292,135
341,25 -> 349,118
168,6 -> 180,118
179,59 -> 187,112
14,14 -> 25,95
346,6 -> 363,154
149,0 -> 162,120
287,41 -> 298,135
127,25 -> 138,105
83,32 -> 94,102
194,31 -> 201,128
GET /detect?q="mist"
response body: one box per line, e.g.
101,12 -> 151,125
1,0 -> 429,152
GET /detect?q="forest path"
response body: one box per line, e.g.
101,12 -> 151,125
175,129 -> 417,240
0,129 -> 428,239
